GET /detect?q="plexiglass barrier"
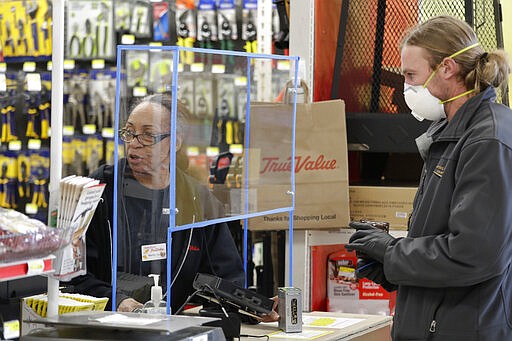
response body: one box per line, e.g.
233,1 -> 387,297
111,46 -> 299,312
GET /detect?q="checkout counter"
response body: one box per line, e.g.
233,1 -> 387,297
241,311 -> 391,341
21,310 -> 392,341
21,311 -> 225,340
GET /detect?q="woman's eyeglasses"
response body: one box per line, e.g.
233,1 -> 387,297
119,129 -> 170,146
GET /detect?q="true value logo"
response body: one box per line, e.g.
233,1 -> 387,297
260,155 -> 337,174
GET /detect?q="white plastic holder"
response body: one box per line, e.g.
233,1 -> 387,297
46,0 -> 65,319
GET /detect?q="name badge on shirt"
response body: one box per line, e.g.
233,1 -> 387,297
433,164 -> 445,177
141,243 -> 167,261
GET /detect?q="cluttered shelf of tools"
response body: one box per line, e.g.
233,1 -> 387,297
0,60 -> 116,73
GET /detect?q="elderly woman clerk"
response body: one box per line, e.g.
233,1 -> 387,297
346,16 -> 512,340
69,94 -> 245,313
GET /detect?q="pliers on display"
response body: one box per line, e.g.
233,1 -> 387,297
18,158 -> 31,199
1,104 -> 16,143
69,20 -> 96,58
39,101 -> 50,139
198,18 -> 213,65
17,19 -> 29,54
31,167 -> 48,208
244,14 -> 257,53
26,0 -> 40,52
219,14 -> 235,67
177,11 -> 194,64
4,20 -> 16,55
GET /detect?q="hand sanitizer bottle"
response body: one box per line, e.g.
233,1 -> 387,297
142,274 -> 167,314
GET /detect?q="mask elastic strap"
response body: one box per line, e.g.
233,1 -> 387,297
439,42 -> 480,104
423,65 -> 440,88
440,89 -> 476,104
447,42 -> 480,59
423,42 -> 481,88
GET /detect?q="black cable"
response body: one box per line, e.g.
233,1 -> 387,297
120,157 -> 193,301
201,283 -> 229,318
169,228 -> 193,288
174,288 -> 201,315
174,283 -> 229,317
239,334 -> 269,340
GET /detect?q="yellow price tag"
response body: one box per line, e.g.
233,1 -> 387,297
3,320 -> 20,340
8,140 -> 22,151
277,60 -> 291,71
64,60 -> 76,69
229,144 -> 243,155
234,77 -> 247,86
92,59 -> 105,69
212,64 -> 226,74
23,62 -> 36,72
133,87 -> 148,97
28,139 -> 42,150
63,126 -> 75,136
102,128 -> 115,138
206,146 -> 219,157
25,203 -> 38,215
339,266 -> 355,274
186,146 -> 200,156
191,63 -> 204,72
121,34 -> 136,45
82,124 -> 97,135
27,259 -> 45,275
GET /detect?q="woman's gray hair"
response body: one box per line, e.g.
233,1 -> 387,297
130,93 -> 191,170
132,92 -> 191,136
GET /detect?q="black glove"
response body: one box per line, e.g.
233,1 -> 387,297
356,258 -> 397,292
356,257 -> 384,281
345,221 -> 396,263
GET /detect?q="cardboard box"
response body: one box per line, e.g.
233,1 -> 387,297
349,186 -> 417,230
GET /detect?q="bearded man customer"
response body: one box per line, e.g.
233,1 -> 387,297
346,15 -> 512,341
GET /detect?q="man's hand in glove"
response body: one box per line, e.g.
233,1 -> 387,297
356,258 -> 397,292
344,221 -> 397,263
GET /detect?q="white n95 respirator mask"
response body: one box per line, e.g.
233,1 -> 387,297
402,42 -> 482,121
403,83 -> 446,121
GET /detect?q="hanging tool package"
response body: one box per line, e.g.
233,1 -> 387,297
66,0 -> 115,60
0,0 -> 53,59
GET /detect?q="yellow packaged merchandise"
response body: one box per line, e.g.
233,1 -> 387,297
24,293 -> 108,317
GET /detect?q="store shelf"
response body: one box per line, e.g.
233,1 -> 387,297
346,112 -> 430,153
0,256 -> 54,282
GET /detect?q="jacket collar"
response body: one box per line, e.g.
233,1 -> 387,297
415,87 -> 496,159
437,86 -> 496,140
416,119 -> 447,160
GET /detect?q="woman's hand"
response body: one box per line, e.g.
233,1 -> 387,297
117,298 -> 143,312
257,296 -> 280,323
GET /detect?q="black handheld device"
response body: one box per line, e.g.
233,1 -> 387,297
193,273 -> 274,317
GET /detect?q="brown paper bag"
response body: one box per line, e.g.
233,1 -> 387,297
247,100 -> 350,230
